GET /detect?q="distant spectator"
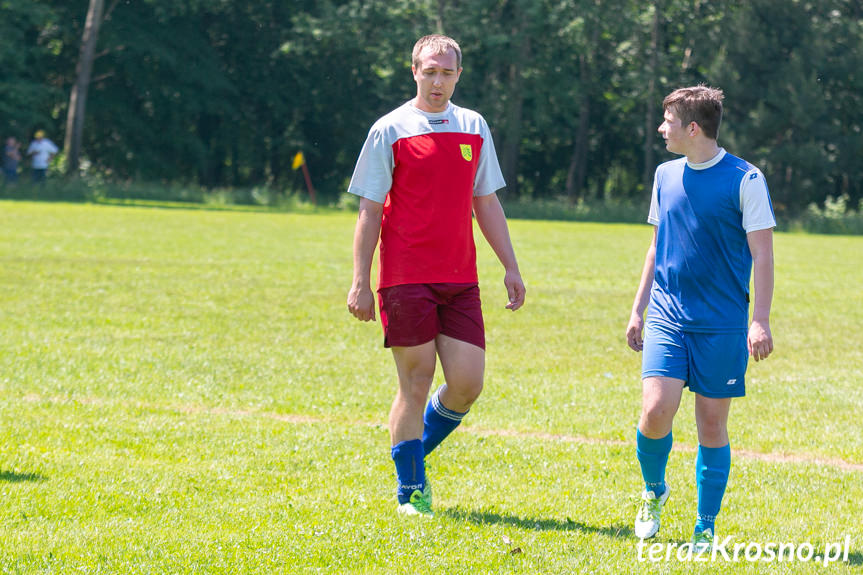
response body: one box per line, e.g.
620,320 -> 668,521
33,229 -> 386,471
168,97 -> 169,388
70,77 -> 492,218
27,130 -> 58,183
3,136 -> 21,184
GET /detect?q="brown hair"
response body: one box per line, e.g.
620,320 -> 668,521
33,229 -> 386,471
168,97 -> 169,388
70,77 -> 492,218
412,35 -> 462,69
663,85 -> 724,140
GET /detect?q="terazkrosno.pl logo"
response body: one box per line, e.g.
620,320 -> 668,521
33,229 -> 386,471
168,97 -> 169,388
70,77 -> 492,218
637,535 -> 853,566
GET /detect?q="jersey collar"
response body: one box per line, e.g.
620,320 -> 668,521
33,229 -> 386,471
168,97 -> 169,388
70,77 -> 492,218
686,148 -> 726,171
408,100 -> 453,118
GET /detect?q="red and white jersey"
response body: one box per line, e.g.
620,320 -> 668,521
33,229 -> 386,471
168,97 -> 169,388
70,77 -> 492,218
348,101 -> 505,289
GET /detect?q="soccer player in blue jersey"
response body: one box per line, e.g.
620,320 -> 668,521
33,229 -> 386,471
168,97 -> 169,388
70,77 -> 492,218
625,85 -> 775,550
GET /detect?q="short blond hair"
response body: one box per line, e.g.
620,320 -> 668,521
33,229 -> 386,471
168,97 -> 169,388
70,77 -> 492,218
412,34 -> 462,69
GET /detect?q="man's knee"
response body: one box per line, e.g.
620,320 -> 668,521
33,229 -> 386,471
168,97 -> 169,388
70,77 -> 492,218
463,380 -> 483,404
448,378 -> 483,405
392,342 -> 437,400
695,396 -> 731,444
640,402 -> 676,436
639,377 -> 683,435
696,416 -> 728,444
398,368 -> 434,400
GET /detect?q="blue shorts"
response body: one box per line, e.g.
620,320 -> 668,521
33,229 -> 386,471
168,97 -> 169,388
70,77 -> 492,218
642,321 -> 748,398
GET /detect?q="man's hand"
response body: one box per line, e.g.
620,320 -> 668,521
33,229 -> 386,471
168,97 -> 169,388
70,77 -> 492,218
626,312 -> 645,352
347,284 -> 376,321
348,197 -> 383,322
504,269 -> 525,311
748,318 -> 773,361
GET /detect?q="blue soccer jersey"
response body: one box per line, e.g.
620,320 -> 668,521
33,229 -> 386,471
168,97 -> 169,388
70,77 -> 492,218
647,149 -> 775,332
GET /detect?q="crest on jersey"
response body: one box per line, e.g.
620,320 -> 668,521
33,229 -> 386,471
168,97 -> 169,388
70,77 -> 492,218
460,144 -> 472,162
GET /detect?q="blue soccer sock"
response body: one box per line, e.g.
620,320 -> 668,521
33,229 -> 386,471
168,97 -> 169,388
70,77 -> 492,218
695,443 -> 731,534
636,428 -> 673,497
391,439 -> 425,504
422,385 -> 468,456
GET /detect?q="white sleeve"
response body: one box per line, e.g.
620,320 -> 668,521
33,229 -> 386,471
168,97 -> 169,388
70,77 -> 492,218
346,126 -> 393,204
740,169 -> 776,232
647,170 -> 660,226
48,141 -> 59,154
473,118 -> 506,197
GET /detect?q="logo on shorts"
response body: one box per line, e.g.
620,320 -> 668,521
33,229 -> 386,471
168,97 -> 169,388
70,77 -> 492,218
460,144 -> 472,161
726,378 -> 737,386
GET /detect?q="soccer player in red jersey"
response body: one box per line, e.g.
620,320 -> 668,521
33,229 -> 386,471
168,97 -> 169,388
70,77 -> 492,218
346,35 -> 526,516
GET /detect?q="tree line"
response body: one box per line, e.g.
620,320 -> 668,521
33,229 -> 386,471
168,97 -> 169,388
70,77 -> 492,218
2,0 -> 861,216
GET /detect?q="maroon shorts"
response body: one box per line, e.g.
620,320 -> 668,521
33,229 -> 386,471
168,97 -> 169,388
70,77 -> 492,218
377,283 -> 485,350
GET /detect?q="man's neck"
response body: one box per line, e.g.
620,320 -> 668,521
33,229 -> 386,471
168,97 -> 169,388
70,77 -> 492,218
685,141 -> 721,165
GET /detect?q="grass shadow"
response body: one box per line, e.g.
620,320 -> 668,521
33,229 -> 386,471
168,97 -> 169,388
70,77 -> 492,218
0,470 -> 47,483
847,550 -> 863,566
444,506 -> 633,539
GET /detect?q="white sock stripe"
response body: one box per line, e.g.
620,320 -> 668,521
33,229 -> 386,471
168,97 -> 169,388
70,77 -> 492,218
431,397 -> 463,421
431,391 -> 466,421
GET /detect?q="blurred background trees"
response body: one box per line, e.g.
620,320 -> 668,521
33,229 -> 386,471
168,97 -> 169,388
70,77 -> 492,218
2,0 -> 861,216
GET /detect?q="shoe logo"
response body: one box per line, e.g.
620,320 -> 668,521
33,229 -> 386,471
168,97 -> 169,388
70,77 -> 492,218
460,144 -> 472,161
726,379 -> 737,386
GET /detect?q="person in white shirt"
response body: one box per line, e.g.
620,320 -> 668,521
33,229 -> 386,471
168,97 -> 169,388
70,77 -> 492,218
27,130 -> 59,183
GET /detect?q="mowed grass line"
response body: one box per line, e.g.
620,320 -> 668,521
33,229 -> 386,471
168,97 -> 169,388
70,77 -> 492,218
1,398 -> 861,574
0,200 -> 861,573
16,390 -> 863,472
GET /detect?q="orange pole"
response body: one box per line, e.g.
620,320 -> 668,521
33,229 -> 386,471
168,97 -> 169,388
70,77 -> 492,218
301,162 -> 316,205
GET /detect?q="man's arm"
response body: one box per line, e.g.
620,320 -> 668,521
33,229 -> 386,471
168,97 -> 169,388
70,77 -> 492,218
747,227 -> 774,361
472,193 -> 525,311
626,227 -> 657,352
347,197 -> 384,321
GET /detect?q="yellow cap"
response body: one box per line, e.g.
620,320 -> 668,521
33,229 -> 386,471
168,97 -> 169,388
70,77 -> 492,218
35,130 -> 45,139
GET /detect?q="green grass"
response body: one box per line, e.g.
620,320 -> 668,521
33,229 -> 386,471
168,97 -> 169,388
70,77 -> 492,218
0,200 -> 861,573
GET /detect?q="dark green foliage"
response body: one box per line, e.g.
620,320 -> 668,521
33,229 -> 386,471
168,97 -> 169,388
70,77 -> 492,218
1,0 -> 862,216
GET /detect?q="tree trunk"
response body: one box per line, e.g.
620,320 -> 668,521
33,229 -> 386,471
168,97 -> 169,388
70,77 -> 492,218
269,119 -> 282,184
643,0 -> 662,192
231,137 -> 240,186
64,0 -> 105,177
500,6 -> 528,199
501,56 -> 525,199
435,0 -> 446,34
565,76 -> 589,200
566,47 -> 593,202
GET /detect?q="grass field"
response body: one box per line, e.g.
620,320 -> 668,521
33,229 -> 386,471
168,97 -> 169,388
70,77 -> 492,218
0,200 -> 861,574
